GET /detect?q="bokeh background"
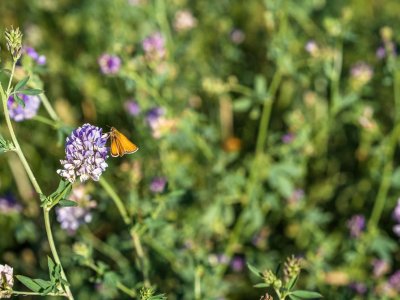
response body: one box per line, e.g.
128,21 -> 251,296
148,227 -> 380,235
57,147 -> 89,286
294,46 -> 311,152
1,0 -> 400,299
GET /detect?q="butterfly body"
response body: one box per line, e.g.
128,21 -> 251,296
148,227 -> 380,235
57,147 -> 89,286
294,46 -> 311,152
109,127 -> 139,157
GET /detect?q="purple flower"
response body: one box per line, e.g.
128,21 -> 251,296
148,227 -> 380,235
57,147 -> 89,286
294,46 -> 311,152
230,256 -> 245,272
7,94 -> 41,122
376,46 -> 386,59
389,270 -> 400,291
393,224 -> 400,237
150,177 -> 167,193
124,100 -> 140,116
350,282 -> 367,294
347,214 -> 365,238
56,185 -> 96,234
0,194 -> 22,214
392,198 -> 400,223
142,33 -> 166,60
98,54 -> 121,74
0,264 -> 13,288
57,124 -> 109,183
23,46 -> 46,65
146,107 -> 165,128
372,259 -> 390,277
282,133 -> 295,144
230,29 -> 245,44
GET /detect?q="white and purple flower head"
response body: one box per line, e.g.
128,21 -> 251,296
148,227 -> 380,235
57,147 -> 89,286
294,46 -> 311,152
98,54 -> 121,75
56,185 -> 97,235
350,62 -> 373,83
124,99 -> 140,116
347,214 -> 365,238
0,264 -> 13,288
7,94 -> 41,122
57,124 -> 109,183
174,10 -> 197,32
24,46 -> 46,65
150,177 -> 167,193
142,33 -> 166,60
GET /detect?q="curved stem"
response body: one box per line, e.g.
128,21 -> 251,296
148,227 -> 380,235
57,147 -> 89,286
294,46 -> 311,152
12,290 -> 65,297
0,62 -> 73,299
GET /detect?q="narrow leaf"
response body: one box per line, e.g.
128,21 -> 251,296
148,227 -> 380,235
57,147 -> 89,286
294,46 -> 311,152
16,275 -> 42,292
59,199 -> 78,207
288,295 -> 302,300
253,283 -> 269,288
290,290 -> 323,299
48,256 -> 55,280
15,76 -> 29,91
287,274 -> 299,290
15,94 -> 25,107
19,88 -> 42,95
32,278 -> 52,289
247,263 -> 263,278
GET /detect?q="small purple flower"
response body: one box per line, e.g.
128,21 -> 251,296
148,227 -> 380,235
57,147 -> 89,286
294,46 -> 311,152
56,185 -> 96,235
146,107 -> 165,128
150,177 -> 167,193
142,33 -> 166,60
98,54 -> 121,75
282,133 -> 295,144
23,46 -> 46,65
0,264 -> 13,288
376,46 -> 386,59
389,270 -> 400,291
230,29 -> 245,44
7,94 -> 41,122
57,124 -> 109,183
393,224 -> 400,237
350,282 -> 367,294
230,256 -> 245,272
392,198 -> 400,223
287,189 -> 305,206
0,194 -> 22,214
347,214 -> 365,238
124,100 -> 140,116
372,259 -> 390,278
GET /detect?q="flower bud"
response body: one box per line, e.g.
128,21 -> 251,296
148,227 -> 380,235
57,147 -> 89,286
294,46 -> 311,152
5,27 -> 23,61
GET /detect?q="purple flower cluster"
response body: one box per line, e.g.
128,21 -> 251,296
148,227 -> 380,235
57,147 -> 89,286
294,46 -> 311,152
392,198 -> 400,236
124,99 -> 140,116
98,54 -> 121,74
388,270 -> 400,292
376,42 -> 397,60
7,94 -> 41,122
24,46 -> 46,65
282,133 -> 295,144
57,124 -> 109,183
142,33 -> 166,60
347,214 -> 365,238
350,62 -> 373,83
56,186 -> 96,234
0,194 -> 22,214
150,177 -> 167,193
350,282 -> 367,295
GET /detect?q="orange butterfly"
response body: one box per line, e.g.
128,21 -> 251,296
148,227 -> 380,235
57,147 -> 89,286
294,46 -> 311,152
109,127 -> 139,157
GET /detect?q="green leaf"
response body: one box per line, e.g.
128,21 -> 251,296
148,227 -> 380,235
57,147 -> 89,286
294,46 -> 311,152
254,74 -> 267,99
290,290 -> 323,299
287,274 -> 299,291
288,295 -> 302,300
48,256 -> 56,280
33,278 -> 52,289
59,199 -> 78,207
16,275 -> 42,292
15,94 -> 25,107
253,283 -> 269,288
233,97 -> 252,112
247,263 -> 263,278
15,76 -> 29,91
19,88 -> 42,95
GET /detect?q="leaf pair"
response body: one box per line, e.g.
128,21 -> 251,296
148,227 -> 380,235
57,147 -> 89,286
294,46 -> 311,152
12,76 -> 42,107
40,179 -> 76,208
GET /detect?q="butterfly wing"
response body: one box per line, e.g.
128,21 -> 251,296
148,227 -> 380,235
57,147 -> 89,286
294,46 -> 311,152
110,134 -> 121,157
111,128 -> 139,156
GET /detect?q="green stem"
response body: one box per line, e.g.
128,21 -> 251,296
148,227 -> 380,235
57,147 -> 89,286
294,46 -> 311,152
99,177 -> 150,286
0,62 -> 73,300
44,208 -> 74,300
12,290 -> 65,297
40,93 -> 60,122
99,177 -> 131,225
219,71 -> 282,276
32,115 -> 59,128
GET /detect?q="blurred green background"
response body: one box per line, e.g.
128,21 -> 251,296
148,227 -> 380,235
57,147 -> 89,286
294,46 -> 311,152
1,0 -> 400,299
